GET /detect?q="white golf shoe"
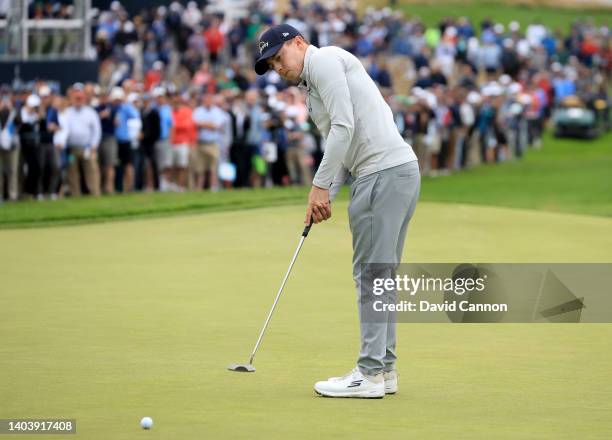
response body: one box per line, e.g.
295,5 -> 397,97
326,368 -> 398,395
314,367 -> 385,398
383,370 -> 398,394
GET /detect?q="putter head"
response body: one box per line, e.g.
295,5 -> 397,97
227,363 -> 256,372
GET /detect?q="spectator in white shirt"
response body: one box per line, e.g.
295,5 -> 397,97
63,85 -> 102,197
192,94 -> 225,190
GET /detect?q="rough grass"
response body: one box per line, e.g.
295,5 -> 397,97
362,0 -> 612,31
419,132 -> 612,218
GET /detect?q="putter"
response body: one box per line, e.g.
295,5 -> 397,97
228,218 -> 314,373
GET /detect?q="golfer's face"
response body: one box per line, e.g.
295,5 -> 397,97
268,41 -> 301,83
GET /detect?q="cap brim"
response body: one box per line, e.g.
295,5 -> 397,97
254,43 -> 283,75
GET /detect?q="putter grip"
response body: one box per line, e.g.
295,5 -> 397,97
302,217 -> 314,237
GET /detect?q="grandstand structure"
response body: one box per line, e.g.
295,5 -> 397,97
0,0 -> 93,61
0,0 -> 258,89
0,0 -> 97,89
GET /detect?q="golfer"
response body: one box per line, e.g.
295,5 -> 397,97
255,24 -> 420,398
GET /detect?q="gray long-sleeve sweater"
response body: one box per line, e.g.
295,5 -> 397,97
298,45 -> 417,200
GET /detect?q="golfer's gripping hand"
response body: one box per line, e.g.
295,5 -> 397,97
306,185 -> 331,224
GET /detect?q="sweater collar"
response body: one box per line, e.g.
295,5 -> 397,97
299,45 -> 317,88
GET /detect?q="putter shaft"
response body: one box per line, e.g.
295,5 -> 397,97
247,220 -> 313,366
248,235 -> 306,365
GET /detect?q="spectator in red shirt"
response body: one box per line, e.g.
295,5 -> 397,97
168,94 -> 196,190
203,17 -> 225,69
144,61 -> 164,91
192,61 -> 216,93
580,36 -> 599,67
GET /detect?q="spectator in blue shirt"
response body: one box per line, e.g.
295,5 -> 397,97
96,89 -> 119,194
152,87 -> 174,191
552,65 -> 576,104
113,88 -> 141,192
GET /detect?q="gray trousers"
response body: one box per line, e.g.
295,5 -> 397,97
349,160 -> 420,376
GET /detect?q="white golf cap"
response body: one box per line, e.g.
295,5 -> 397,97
466,91 -> 482,104
510,102 -> 523,115
519,93 -> 533,105
411,87 -> 425,98
264,85 -> 278,96
123,21 -> 135,33
285,106 -> 299,118
488,84 -> 503,97
26,94 -> 41,107
127,92 -> 140,103
444,26 -> 458,37
499,74 -> 512,86
152,87 -> 166,98
508,82 -> 522,95
424,92 -> 437,109
418,66 -> 430,76
110,87 -> 125,101
38,85 -> 52,97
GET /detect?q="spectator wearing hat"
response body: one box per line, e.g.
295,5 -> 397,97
152,87 -> 174,191
63,86 -> 102,197
96,88 -> 119,194
144,61 -> 165,91
410,94 -> 435,175
127,93 -> 145,190
455,89 -> 477,169
214,94 -> 234,188
114,89 -> 141,192
15,94 -> 44,199
244,89 -> 266,187
38,85 -> 61,199
229,93 -> 256,188
140,95 -> 161,192
501,39 -> 520,78
479,32 -> 502,76
51,93 -> 70,196
552,65 -> 576,105
0,96 -> 19,202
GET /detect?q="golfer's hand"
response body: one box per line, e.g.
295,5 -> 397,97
306,185 -> 331,225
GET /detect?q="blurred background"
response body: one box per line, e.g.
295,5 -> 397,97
0,0 -> 610,210
1,4 -> 611,438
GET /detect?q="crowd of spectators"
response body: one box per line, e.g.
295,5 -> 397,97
0,0 -> 610,202
27,1 -> 75,19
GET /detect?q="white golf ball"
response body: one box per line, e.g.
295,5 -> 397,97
140,417 -> 153,430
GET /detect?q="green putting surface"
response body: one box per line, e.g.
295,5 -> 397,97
1,203 -> 611,438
